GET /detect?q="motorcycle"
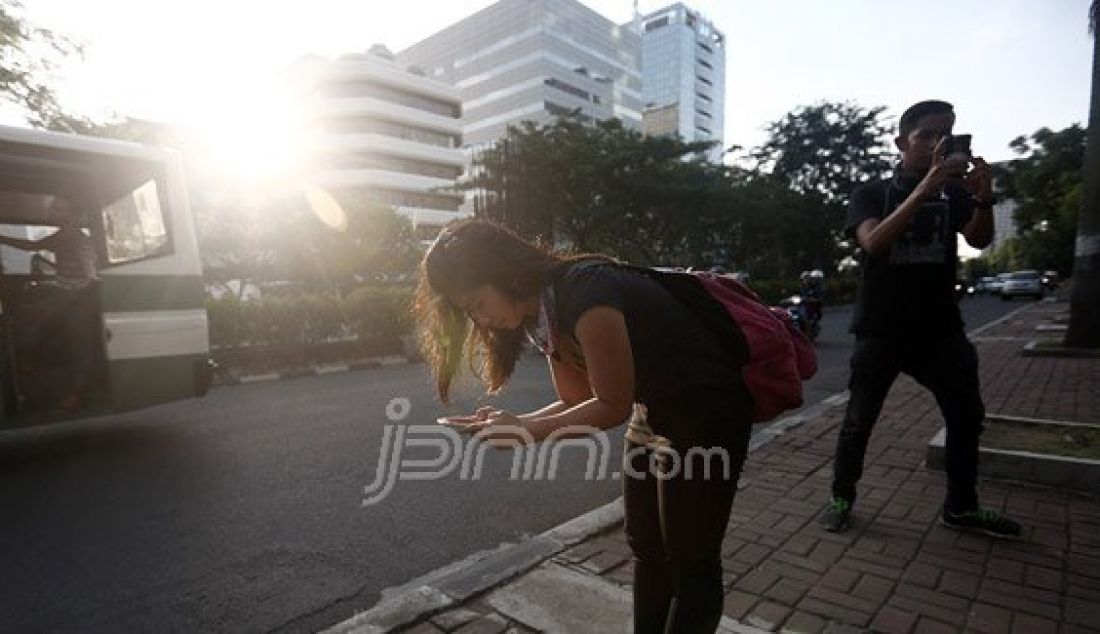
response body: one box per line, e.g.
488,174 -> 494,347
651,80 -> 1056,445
781,294 -> 821,341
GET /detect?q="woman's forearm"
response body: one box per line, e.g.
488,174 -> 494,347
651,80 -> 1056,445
518,400 -> 570,421
527,398 -> 631,441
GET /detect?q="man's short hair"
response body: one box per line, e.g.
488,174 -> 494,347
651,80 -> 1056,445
899,100 -> 954,137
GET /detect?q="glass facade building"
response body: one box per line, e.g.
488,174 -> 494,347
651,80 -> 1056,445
639,3 -> 725,163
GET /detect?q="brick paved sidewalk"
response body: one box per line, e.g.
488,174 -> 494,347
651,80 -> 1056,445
361,300 -> 1100,634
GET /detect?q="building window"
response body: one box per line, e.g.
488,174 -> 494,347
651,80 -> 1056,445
697,75 -> 713,87
696,92 -> 712,103
698,59 -> 713,70
645,16 -> 669,32
544,77 -> 590,102
317,154 -> 462,180
698,41 -> 712,54
696,125 -> 712,135
317,81 -> 460,118
545,101 -> 591,122
322,117 -> 460,148
696,109 -> 712,119
367,188 -> 462,211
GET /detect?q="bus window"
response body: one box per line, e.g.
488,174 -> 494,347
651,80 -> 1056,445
102,178 -> 169,264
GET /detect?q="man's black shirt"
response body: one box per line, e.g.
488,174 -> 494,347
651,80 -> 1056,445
847,174 -> 976,338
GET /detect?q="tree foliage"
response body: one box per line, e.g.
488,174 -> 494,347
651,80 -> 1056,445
997,125 -> 1086,275
463,114 -> 733,266
0,1 -> 83,128
751,101 -> 897,267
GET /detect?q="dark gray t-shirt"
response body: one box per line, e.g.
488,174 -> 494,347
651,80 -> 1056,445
847,175 -> 975,338
552,262 -> 741,416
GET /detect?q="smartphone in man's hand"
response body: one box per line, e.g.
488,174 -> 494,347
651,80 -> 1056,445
944,134 -> 972,174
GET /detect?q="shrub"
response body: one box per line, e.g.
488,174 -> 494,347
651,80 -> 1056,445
206,285 -> 415,349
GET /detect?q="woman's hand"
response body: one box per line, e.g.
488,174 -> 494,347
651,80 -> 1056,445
437,408 -> 535,447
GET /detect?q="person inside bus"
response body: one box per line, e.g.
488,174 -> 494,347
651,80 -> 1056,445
0,196 -> 99,410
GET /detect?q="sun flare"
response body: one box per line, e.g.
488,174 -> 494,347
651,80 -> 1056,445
191,80 -> 310,184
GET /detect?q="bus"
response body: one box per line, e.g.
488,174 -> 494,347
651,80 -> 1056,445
0,124 -> 211,428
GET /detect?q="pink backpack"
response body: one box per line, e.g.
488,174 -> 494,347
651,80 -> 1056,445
691,272 -> 817,423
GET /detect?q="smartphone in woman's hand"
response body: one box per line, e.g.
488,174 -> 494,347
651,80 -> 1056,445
436,414 -> 482,433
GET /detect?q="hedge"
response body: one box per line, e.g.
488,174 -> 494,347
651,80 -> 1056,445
208,285 -> 414,350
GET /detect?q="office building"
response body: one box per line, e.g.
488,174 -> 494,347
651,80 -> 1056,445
397,0 -> 644,148
987,198 -> 1020,254
638,3 -> 725,162
295,46 -> 468,242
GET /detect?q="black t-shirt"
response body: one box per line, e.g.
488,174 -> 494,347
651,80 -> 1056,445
552,262 -> 741,416
847,175 -> 975,338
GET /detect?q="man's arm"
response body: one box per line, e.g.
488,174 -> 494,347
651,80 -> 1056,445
857,138 -> 952,256
855,189 -> 927,256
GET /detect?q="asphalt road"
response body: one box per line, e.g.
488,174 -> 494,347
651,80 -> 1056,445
0,294 -> 1025,633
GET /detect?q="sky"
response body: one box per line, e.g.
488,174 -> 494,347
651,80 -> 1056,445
21,0 -> 1096,167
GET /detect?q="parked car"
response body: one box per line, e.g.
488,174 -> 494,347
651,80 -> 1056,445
987,273 -> 1010,296
1000,270 -> 1045,300
974,276 -> 998,294
1041,270 -> 1060,290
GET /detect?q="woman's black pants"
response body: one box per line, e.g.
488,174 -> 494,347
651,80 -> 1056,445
623,389 -> 752,634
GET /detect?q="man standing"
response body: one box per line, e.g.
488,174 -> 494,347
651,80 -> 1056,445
819,100 -> 1020,538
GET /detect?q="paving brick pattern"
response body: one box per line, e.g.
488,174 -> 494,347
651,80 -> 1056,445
397,302 -> 1100,633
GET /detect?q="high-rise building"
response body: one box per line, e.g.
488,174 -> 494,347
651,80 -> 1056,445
294,46 -> 468,242
397,0 -> 643,148
638,3 -> 725,162
987,198 -> 1020,254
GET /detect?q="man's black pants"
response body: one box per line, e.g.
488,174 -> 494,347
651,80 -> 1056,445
831,331 -> 985,513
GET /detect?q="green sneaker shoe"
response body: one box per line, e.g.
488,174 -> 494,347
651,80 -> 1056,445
819,497 -> 852,533
940,508 -> 1022,539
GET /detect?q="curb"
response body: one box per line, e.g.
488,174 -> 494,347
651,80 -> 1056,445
213,356 -> 415,387
1021,340 -> 1100,359
323,500 -> 625,633
327,394 -> 852,633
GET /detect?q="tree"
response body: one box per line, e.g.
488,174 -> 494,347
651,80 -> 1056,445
751,101 -> 897,268
997,125 -> 1086,275
1066,0 -> 1100,348
463,113 -> 732,266
0,1 -> 83,128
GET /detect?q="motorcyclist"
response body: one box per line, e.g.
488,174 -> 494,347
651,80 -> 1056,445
800,270 -> 825,325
